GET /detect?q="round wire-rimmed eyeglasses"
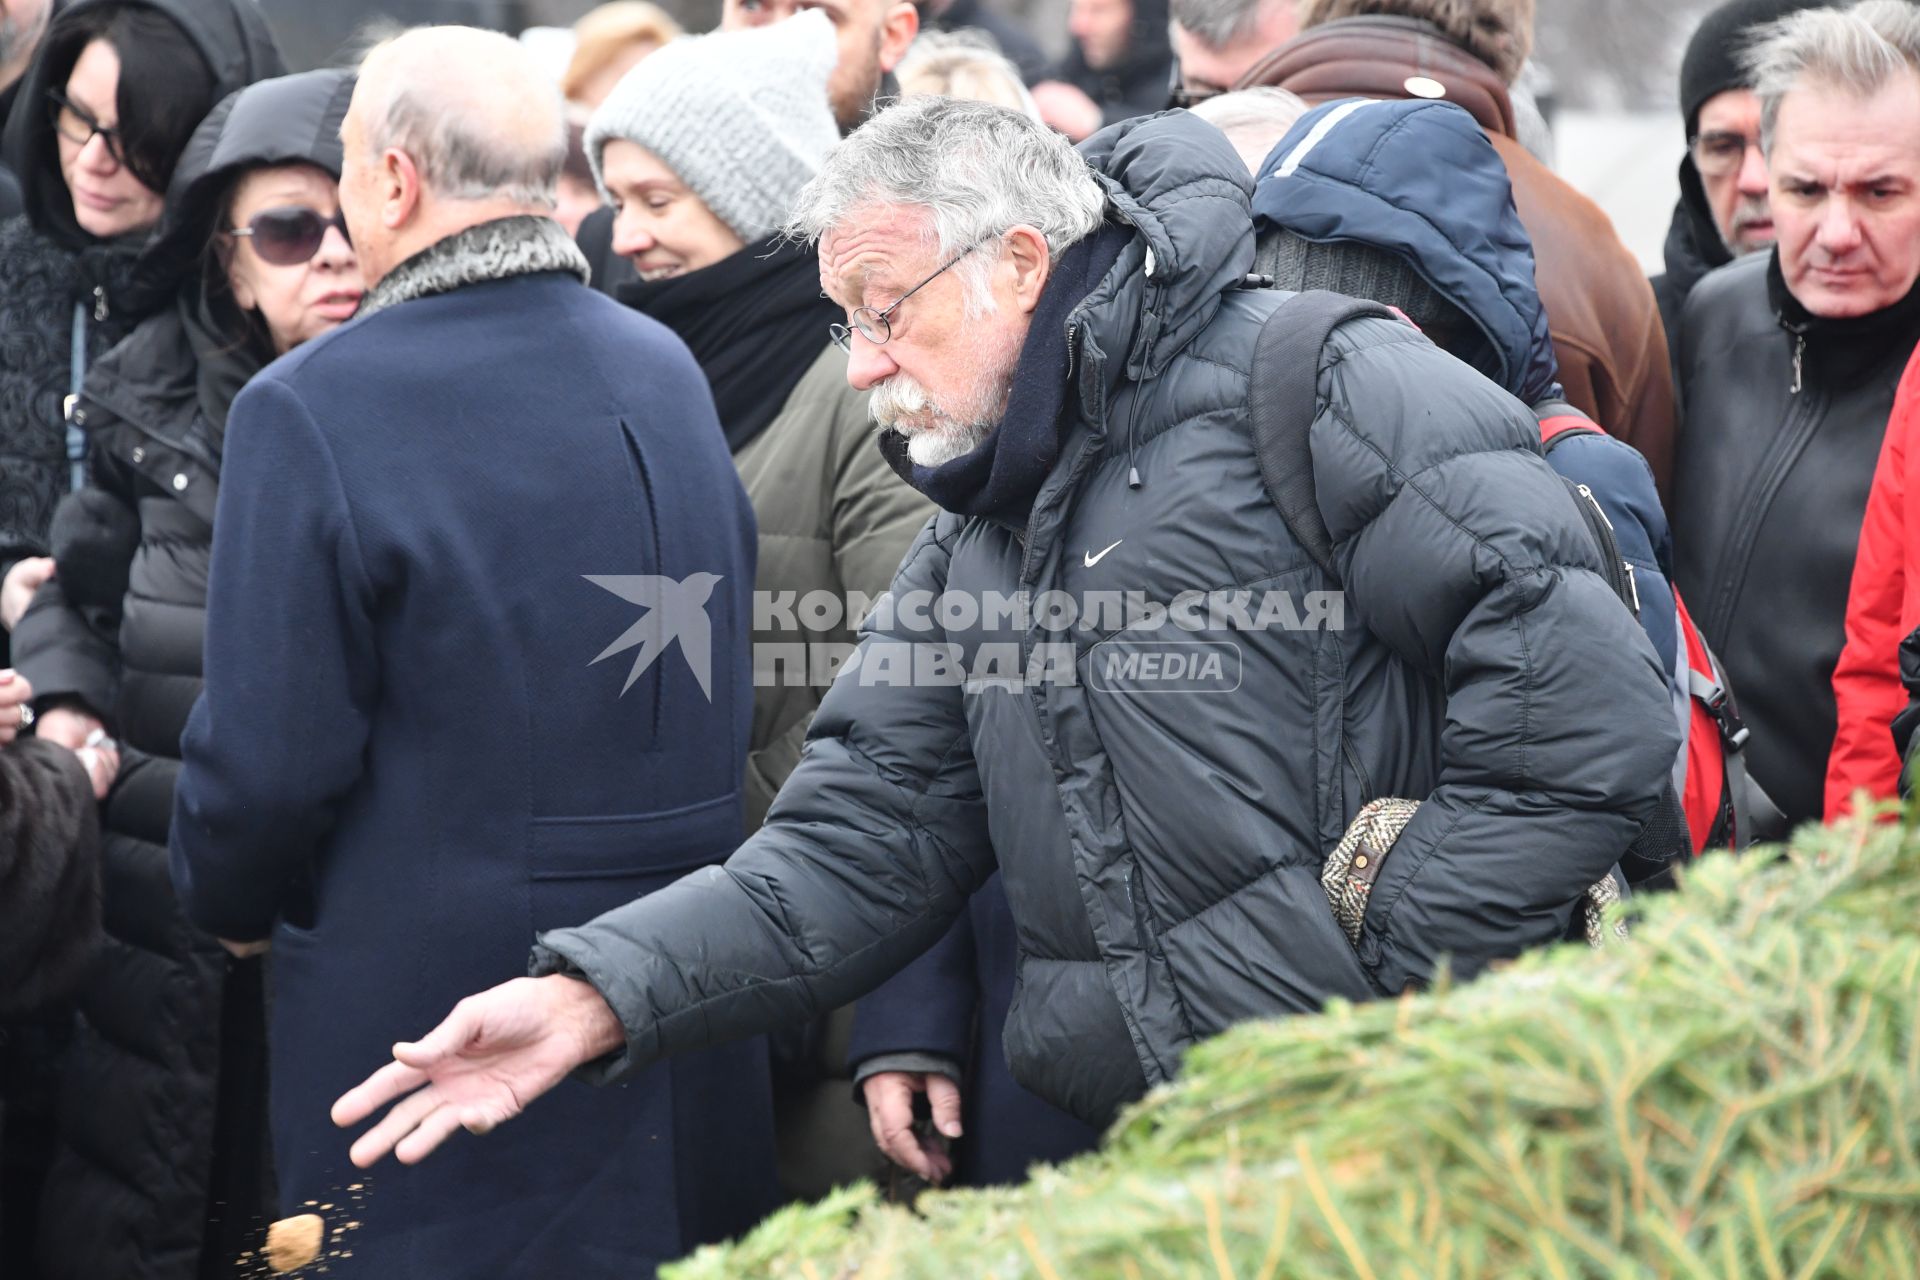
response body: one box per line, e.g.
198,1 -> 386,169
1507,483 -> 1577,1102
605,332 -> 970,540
829,235 -> 998,352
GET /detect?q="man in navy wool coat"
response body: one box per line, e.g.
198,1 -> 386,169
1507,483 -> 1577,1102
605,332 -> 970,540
167,27 -> 773,1278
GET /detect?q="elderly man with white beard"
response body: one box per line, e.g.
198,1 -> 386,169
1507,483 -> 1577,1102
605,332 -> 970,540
329,97 -> 1678,1186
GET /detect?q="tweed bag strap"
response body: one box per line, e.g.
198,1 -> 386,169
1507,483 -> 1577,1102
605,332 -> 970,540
1322,798 -> 1627,950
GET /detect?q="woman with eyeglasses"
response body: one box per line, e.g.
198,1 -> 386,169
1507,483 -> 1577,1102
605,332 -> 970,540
587,12 -> 933,1202
5,69 -> 364,1280
0,0 -> 280,651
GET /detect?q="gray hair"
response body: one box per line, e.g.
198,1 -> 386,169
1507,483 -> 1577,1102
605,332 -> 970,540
1188,87 -> 1310,175
1171,0 -> 1279,46
360,33 -> 569,208
787,96 -> 1106,316
1746,0 -> 1920,154
895,30 -> 1043,121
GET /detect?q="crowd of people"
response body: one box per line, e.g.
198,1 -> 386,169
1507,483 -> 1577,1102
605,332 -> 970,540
0,0 -> 1917,1274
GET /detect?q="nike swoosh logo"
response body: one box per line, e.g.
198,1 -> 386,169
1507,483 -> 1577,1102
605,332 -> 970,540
1084,539 -> 1124,568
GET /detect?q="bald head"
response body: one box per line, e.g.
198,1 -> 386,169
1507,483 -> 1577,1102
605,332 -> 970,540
356,27 -> 566,204
341,26 -> 569,284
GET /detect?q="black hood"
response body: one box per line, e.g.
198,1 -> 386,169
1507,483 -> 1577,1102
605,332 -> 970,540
1660,155 -> 1733,303
1076,109 -> 1255,386
0,0 -> 284,250
138,67 -> 353,298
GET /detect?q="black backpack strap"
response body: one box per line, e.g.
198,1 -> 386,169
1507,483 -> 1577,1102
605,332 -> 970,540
1247,291 -> 1397,580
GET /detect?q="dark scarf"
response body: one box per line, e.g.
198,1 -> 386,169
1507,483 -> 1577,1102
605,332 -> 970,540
881,222 -> 1130,522
1768,250 -> 1920,389
619,234 -> 838,454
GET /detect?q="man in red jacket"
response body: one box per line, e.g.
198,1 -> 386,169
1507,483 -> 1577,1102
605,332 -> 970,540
1829,347 -> 1920,818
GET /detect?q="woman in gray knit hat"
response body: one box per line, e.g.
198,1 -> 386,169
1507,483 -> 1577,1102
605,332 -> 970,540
587,8 -> 934,1201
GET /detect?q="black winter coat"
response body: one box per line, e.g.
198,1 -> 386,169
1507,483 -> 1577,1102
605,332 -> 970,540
531,113 -> 1678,1129
8,71 -> 342,1280
0,222 -> 142,580
12,300 -> 274,1280
1672,253 -> 1920,830
0,0 -> 282,587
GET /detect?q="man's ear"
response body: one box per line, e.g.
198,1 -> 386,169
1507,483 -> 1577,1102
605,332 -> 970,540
878,1 -> 919,73
382,148 -> 422,231
1003,225 -> 1052,314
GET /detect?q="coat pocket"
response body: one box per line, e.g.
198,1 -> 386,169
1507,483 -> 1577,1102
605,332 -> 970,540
527,792 -> 743,928
528,791 -> 741,881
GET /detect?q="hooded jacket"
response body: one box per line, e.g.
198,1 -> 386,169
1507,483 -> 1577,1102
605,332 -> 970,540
528,111 -> 1678,1129
0,0 -> 281,589
1250,97 -> 1681,694
12,70 -> 347,1280
1238,16 -> 1680,507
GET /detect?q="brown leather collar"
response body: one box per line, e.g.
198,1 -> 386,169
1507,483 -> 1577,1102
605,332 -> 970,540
1234,16 -> 1518,141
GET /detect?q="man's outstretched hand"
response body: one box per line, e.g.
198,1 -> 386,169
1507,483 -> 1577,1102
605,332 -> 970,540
330,974 -> 624,1168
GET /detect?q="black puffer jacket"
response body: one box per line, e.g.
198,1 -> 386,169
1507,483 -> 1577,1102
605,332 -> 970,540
0,0 -> 283,583
11,71 -> 349,1280
1672,253 -> 1920,831
530,113 -> 1678,1128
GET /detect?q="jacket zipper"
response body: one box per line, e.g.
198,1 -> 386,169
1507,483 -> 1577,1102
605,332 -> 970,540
1575,483 -> 1638,615
1341,735 -> 1371,807
1702,383 -> 1826,645
1790,332 -> 1804,396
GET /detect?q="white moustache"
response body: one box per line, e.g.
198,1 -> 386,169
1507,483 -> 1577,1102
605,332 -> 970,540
870,373 -> 934,431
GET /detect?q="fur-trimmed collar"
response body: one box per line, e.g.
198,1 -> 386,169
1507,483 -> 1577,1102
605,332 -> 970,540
360,215 -> 590,318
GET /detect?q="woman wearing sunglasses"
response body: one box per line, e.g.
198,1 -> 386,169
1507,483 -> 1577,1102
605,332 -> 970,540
587,12 -> 934,1202
0,0 -> 280,653
7,69 -> 361,1280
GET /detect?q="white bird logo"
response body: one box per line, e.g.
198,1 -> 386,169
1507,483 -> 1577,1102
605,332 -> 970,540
583,573 -> 723,700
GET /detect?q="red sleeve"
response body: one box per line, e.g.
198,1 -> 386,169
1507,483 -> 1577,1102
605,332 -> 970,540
1826,351 -> 1920,819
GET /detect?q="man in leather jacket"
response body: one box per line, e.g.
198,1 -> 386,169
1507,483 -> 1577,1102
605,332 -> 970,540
1673,0 -> 1920,833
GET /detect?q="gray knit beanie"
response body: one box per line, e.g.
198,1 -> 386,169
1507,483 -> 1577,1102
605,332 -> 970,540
585,10 -> 839,243
1256,229 -> 1477,352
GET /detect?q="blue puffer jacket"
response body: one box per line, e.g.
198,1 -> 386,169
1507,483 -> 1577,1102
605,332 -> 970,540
1250,98 -> 1682,687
